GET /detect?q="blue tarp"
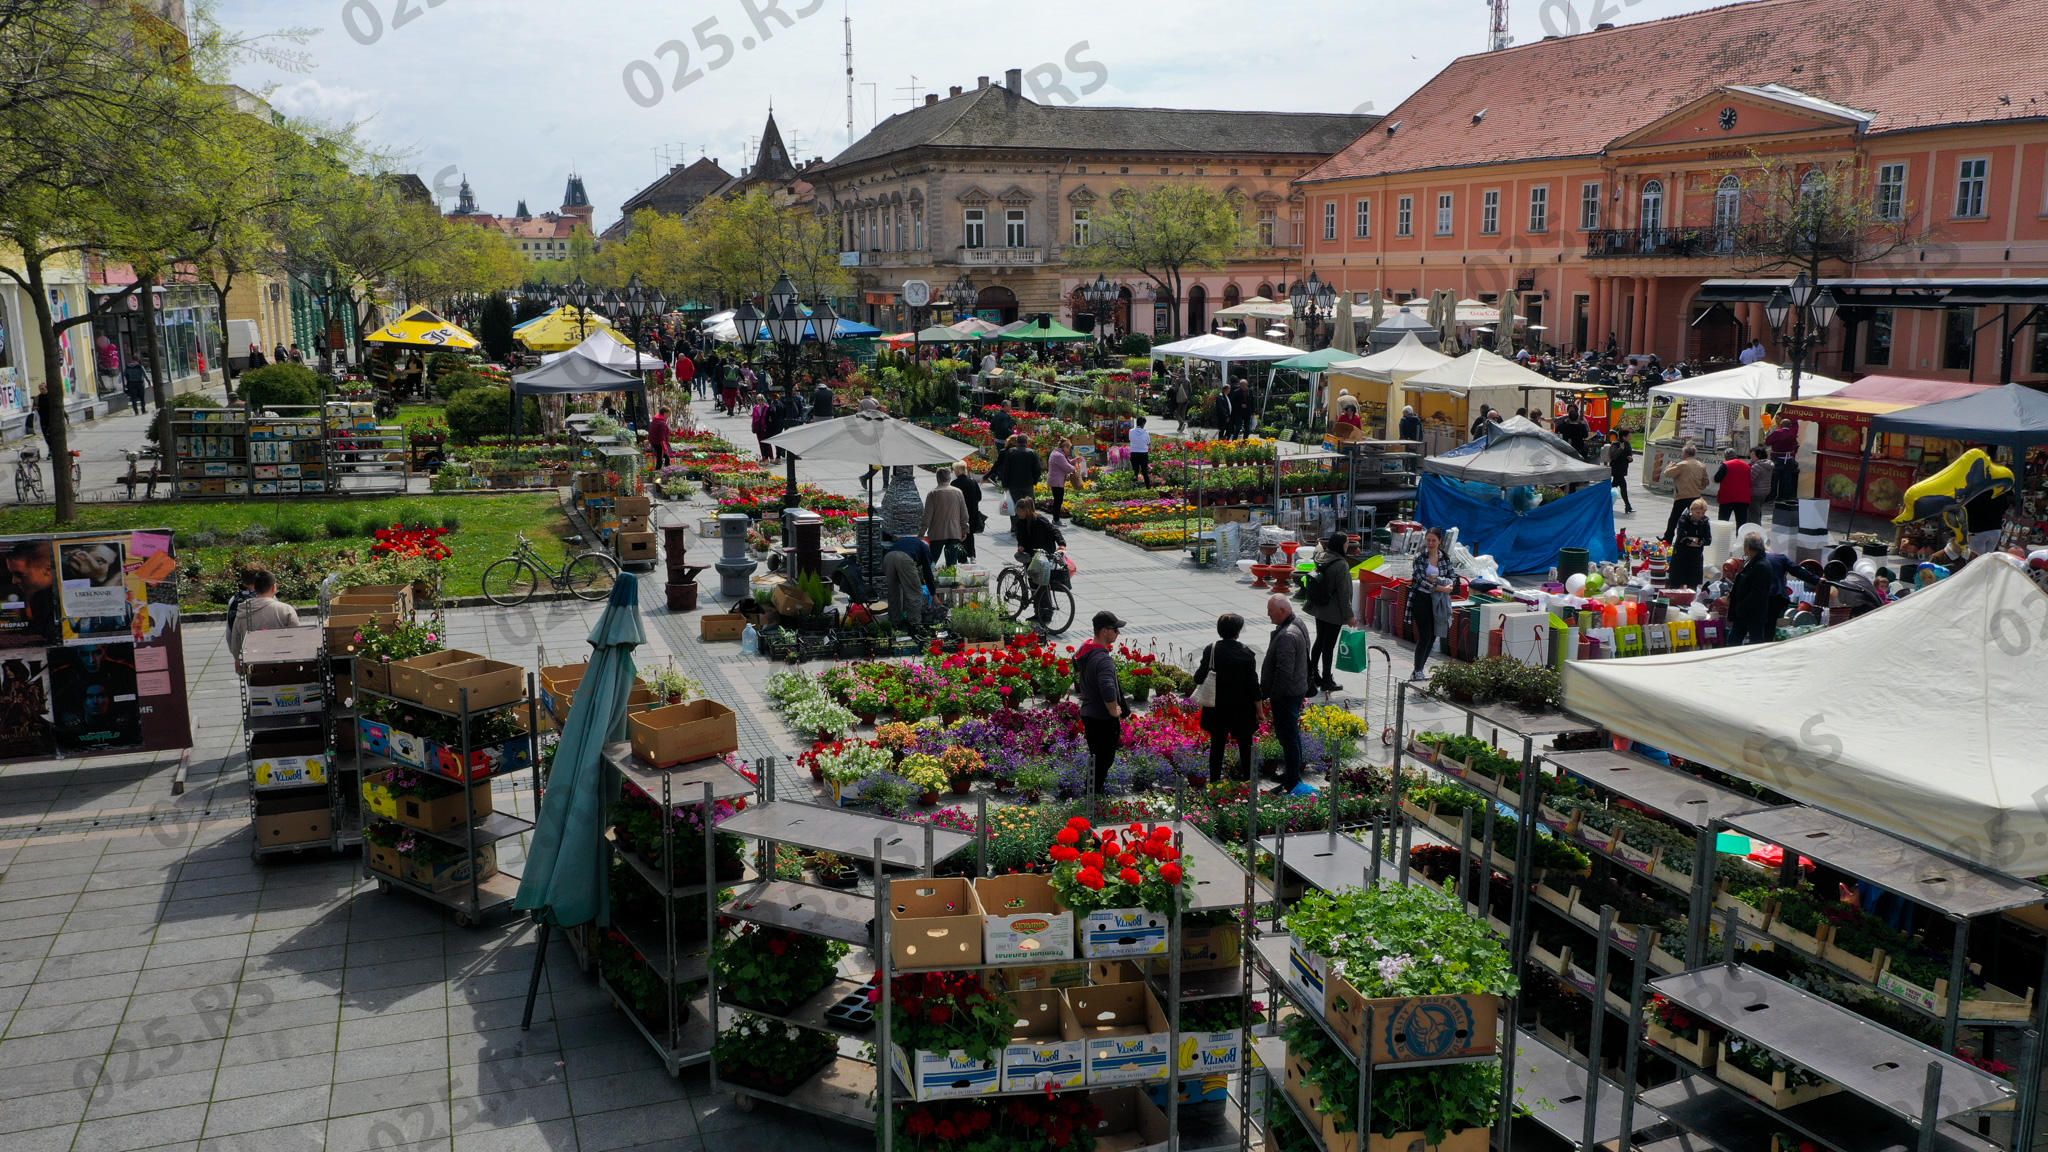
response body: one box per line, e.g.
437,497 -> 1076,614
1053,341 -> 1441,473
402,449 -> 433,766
1416,474 -> 1618,576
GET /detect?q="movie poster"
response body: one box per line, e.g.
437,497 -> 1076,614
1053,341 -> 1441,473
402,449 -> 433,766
57,539 -> 130,624
0,656 -> 52,759
0,538 -> 57,648
47,641 -> 141,753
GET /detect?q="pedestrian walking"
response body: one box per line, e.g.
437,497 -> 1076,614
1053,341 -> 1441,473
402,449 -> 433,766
923,467 -> 970,565
1074,610 -> 1128,796
1192,613 -> 1260,782
751,399 -> 773,460
1606,435 -> 1637,514
811,379 -> 834,422
951,468 -> 983,562
1303,533 -> 1355,694
999,435 -> 1039,537
1656,443 -> 1710,543
1408,527 -> 1452,680
1259,594 -> 1315,796
121,362 -> 148,415
1672,499 -> 1712,587
229,570 -> 301,674
1747,448 -> 1774,522
1046,439 -> 1084,523
1128,417 -> 1152,487
648,407 -> 672,471
1713,447 -> 1752,525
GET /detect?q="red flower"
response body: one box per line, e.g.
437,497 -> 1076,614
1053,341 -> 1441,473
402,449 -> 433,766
1117,853 -> 1137,867
1067,817 -> 1091,831
1077,868 -> 1105,890
1160,863 -> 1184,885
768,936 -> 788,955
1119,867 -> 1142,886
1055,828 -> 1080,845
1080,852 -> 1103,869
936,1120 -> 958,1140
1049,845 -> 1078,863
908,1112 -> 936,1136
1154,846 -> 1180,862
929,1004 -> 952,1024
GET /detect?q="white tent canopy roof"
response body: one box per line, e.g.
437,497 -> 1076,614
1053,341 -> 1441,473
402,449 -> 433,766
1402,348 -> 1561,395
1214,296 -> 1293,319
1195,336 -> 1302,362
1648,361 -> 1853,404
541,329 -> 647,370
1564,556 -> 2048,877
1149,334 -> 1234,359
1329,332 -> 1454,382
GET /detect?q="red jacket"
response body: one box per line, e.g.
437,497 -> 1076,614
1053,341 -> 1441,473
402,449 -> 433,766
676,356 -> 697,383
1715,458 -> 1752,504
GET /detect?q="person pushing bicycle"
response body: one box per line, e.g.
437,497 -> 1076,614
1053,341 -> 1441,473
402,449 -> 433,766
1012,498 -> 1070,626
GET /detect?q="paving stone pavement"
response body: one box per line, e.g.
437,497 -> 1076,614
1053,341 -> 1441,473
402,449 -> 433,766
0,396 -> 1662,1150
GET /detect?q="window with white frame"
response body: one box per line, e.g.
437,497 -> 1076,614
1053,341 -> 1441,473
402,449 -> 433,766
1257,208 -> 1276,247
1481,190 -> 1500,235
1955,158 -> 1988,217
1355,198 -> 1370,238
912,201 -> 924,248
1005,208 -> 1027,247
1876,163 -> 1907,221
1397,196 -> 1413,237
1581,183 -> 1601,230
964,208 -> 985,248
1528,185 -> 1550,233
1323,201 -> 1337,241
1437,193 -> 1454,235
1071,208 -> 1089,246
1640,180 -> 1664,232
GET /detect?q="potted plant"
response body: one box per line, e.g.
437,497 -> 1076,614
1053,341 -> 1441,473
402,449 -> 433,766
714,1014 -> 837,1097
645,666 -> 700,706
885,969 -> 1015,1098
813,851 -> 859,889
900,753 -> 950,806
1646,993 -> 1717,1069
1428,661 -> 1483,703
935,685 -> 970,724
849,686 -> 885,726
941,746 -> 983,795
715,924 -> 849,1015
1716,1035 -> 1840,1109
817,741 -> 889,805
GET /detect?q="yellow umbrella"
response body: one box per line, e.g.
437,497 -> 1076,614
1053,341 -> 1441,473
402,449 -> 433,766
363,305 -> 480,351
515,306 -> 629,353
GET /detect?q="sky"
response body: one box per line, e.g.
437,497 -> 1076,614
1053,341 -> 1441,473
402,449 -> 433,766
217,0 -> 1740,233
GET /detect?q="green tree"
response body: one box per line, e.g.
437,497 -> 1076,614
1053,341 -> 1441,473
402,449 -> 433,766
479,292 -> 515,359
239,362 -> 321,410
1070,184 -> 1251,339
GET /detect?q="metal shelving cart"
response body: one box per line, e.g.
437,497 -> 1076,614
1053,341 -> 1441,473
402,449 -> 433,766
243,626 -> 339,859
355,670 -> 540,926
328,423 -> 410,494
247,406 -> 329,497
171,407 -> 249,499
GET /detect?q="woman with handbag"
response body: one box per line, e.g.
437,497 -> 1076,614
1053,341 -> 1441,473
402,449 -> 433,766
1304,533 -> 1356,694
1408,527 -> 1453,680
1191,613 -> 1261,781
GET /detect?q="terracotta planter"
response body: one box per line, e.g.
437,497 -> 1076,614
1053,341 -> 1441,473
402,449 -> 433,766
855,712 -> 878,726
940,712 -> 961,725
950,779 -> 973,795
919,790 -> 941,807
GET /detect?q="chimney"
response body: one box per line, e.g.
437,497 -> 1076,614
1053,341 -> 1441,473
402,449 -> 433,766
977,75 -> 989,89
949,85 -> 962,98
925,93 -> 938,106
1005,68 -> 1022,92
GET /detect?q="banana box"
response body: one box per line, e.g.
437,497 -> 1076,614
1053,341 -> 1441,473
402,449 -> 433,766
999,990 -> 1084,1091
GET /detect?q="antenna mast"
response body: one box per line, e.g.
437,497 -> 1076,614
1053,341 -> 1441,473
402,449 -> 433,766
843,5 -> 855,146
1489,0 -> 1512,51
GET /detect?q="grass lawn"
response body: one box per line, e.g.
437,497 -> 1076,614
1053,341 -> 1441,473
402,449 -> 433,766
0,494 -> 578,607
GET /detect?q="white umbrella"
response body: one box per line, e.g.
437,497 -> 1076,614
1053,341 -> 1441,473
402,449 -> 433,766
765,404 -> 980,465
1433,289 -> 1459,349
1330,294 -> 1357,355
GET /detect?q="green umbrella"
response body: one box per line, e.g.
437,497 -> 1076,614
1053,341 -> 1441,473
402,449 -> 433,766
1271,347 -> 1361,372
987,319 -> 1092,342
516,576 -> 645,1028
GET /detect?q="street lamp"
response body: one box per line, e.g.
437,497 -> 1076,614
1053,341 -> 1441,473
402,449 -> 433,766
1290,271 -> 1337,350
731,300 -> 763,375
1081,273 -> 1120,357
947,273 -> 977,319
1764,269 -> 1840,510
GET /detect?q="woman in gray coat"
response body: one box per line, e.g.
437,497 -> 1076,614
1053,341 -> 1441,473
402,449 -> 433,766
1303,533 -> 1356,693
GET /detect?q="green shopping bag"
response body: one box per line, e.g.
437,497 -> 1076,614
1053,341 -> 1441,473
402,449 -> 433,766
1335,626 -> 1370,673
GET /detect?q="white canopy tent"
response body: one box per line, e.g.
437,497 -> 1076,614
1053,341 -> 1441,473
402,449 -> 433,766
1149,333 -> 1234,360
541,329 -> 649,371
1564,556 -> 2048,876
1646,360 -> 1855,457
1330,333 -> 1454,437
1170,336 -> 1303,429
1401,348 -> 1569,430
1213,296 -> 1293,321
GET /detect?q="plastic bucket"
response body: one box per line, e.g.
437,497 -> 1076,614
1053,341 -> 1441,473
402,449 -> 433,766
1558,547 -> 1591,579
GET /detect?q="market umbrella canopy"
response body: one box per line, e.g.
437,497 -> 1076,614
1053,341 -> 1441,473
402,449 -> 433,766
513,355 -> 646,395
1213,296 -> 1292,320
951,317 -> 1004,335
910,324 -> 979,343
1870,383 -> 2048,449
1272,347 -> 1362,372
987,319 -> 1092,342
1330,294 -> 1358,355
541,329 -> 646,370
1403,348 -> 1563,394
1647,361 -> 1852,404
1564,555 -> 2048,877
1329,332 -> 1453,382
1149,333 -> 1234,359
765,401 -> 980,465
516,306 -> 629,352
364,305 -> 479,351
1422,415 -> 1609,486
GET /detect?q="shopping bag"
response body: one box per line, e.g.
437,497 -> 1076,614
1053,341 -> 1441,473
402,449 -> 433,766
996,492 -> 1016,517
1190,645 -> 1220,708
1335,627 -> 1370,673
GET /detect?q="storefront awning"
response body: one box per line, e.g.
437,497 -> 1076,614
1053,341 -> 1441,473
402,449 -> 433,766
1693,278 -> 2048,310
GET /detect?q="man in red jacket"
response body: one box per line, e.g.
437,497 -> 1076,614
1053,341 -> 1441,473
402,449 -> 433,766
1712,448 -> 1752,525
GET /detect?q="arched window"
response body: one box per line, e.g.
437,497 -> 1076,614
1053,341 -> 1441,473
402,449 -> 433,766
1257,282 -> 1273,299
1640,180 -> 1664,234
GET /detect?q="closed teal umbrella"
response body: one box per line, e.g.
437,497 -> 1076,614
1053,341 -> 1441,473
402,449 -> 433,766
516,576 -> 645,1027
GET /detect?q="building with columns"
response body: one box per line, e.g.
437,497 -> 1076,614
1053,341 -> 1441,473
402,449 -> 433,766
1298,0 -> 2048,384
805,73 -> 1375,335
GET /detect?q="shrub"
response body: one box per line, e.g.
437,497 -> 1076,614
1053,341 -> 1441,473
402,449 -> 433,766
167,392 -> 222,411
239,363 -> 322,412
273,520 -> 314,544
233,524 -> 271,546
440,514 -> 461,531
1118,333 -> 1152,356
445,385 -> 539,443
391,502 -> 431,530
185,530 -> 220,549
324,513 -> 357,539
436,369 -> 486,400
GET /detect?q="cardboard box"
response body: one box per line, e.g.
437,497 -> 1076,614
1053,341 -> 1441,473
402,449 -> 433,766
617,531 -> 657,562
245,642 -> 322,684
1325,1120 -> 1491,1152
366,768 -> 494,832
992,964 -> 1089,993
402,655 -> 526,714
616,495 -> 652,516
1174,1027 -> 1244,1077
889,1043 -> 999,1101
326,613 -> 398,657
1323,973 -> 1499,1064
1283,1046 -> 1323,1121
977,874 -> 1075,963
1090,960 -> 1146,986
700,613 -> 746,641
1288,939 -> 1330,1004
999,990 -> 1085,1091
1066,982 -> 1170,1084
1213,507 -> 1252,524
247,681 -> 324,718
540,663 -> 586,717
1089,1085 -> 1170,1152
367,841 -> 404,880
250,731 -> 327,788
401,843 -> 498,893
254,792 -> 331,847
628,700 -> 738,768
1080,906 -> 1169,959
618,514 -> 650,533
1144,1076 -> 1231,1108
890,877 -> 985,968
1145,923 -> 1241,976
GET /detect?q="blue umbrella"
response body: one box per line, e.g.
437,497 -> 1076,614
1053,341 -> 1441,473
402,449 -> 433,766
516,576 -> 645,1027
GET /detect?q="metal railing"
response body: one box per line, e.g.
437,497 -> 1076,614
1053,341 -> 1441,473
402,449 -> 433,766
1583,226 -> 1741,258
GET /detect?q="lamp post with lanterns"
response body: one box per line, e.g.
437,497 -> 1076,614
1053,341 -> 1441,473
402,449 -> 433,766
1080,273 -> 1121,361
760,273 -> 846,509
606,274 -> 668,427
1763,270 -> 1838,507
1289,271 -> 1337,351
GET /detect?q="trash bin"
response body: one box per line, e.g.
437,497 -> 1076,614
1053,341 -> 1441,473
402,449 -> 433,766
1558,547 -> 1590,580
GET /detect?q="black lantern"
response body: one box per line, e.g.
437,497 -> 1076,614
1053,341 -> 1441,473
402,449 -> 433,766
732,301 -> 762,349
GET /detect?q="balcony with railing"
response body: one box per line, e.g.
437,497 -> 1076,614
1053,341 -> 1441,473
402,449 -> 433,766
1584,227 -> 1741,258
955,247 -> 1044,266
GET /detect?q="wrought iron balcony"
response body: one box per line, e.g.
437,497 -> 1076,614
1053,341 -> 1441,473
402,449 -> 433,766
1584,227 -> 1741,258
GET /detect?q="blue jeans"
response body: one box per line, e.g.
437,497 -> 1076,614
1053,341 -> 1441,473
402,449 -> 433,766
1269,695 -> 1306,789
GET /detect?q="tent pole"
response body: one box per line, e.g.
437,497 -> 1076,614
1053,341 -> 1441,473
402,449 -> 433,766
520,922 -> 551,1030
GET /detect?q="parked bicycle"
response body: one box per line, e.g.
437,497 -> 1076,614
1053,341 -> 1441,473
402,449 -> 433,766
14,448 -> 43,503
995,549 -> 1075,635
481,532 -> 621,606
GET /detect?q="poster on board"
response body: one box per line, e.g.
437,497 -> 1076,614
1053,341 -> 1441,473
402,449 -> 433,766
47,641 -> 139,753
0,538 -> 57,648
0,656 -> 52,759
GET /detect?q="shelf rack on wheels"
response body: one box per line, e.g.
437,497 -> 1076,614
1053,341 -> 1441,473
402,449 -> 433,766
243,626 -> 344,858
353,671 -> 541,927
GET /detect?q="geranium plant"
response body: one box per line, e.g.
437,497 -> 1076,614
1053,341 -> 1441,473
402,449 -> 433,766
1046,817 -> 1189,915
715,924 -> 849,1013
881,970 -> 1014,1063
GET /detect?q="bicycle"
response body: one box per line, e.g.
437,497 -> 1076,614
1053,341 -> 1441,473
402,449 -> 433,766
14,449 -> 42,503
995,549 -> 1076,635
480,532 -> 621,606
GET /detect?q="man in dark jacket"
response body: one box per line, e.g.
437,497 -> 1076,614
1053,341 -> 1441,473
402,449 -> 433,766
1398,405 -> 1421,443
986,402 -> 1014,445
1555,406 -> 1591,459
1259,594 -> 1316,796
1194,613 -> 1260,781
1012,499 -> 1067,624
1073,610 -> 1127,796
1728,535 -> 1781,646
1000,436 -> 1040,538
951,468 -> 984,561
811,380 -> 834,422
881,534 -> 937,627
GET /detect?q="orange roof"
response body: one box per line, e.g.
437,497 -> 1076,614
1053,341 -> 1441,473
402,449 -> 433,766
1303,0 -> 2048,184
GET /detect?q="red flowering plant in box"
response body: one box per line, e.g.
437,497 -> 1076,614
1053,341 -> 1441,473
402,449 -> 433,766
876,969 -> 1015,1064
715,924 -> 849,1014
1046,816 -> 1189,916
370,525 -> 451,562
896,1095 -> 1104,1152
1646,993 -> 1706,1037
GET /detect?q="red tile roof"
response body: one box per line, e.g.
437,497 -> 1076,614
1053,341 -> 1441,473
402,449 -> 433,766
1303,0 -> 2048,184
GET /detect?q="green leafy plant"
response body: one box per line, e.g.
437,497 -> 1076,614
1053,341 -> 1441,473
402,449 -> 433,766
715,925 -> 848,1013
715,1013 -> 836,1086
1722,1035 -> 1827,1087
324,513 -> 358,539
1284,882 -> 1517,999
888,970 -> 1015,1063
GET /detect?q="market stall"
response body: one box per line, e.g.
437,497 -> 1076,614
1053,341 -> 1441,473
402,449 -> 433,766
1642,361 -> 1852,496
1778,376 -> 1993,520
1866,383 -> 2048,552
515,306 -> 629,353
1416,415 -> 1617,574
1400,348 -> 1570,440
541,329 -> 648,371
1327,333 -> 1454,446
512,355 -> 645,442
